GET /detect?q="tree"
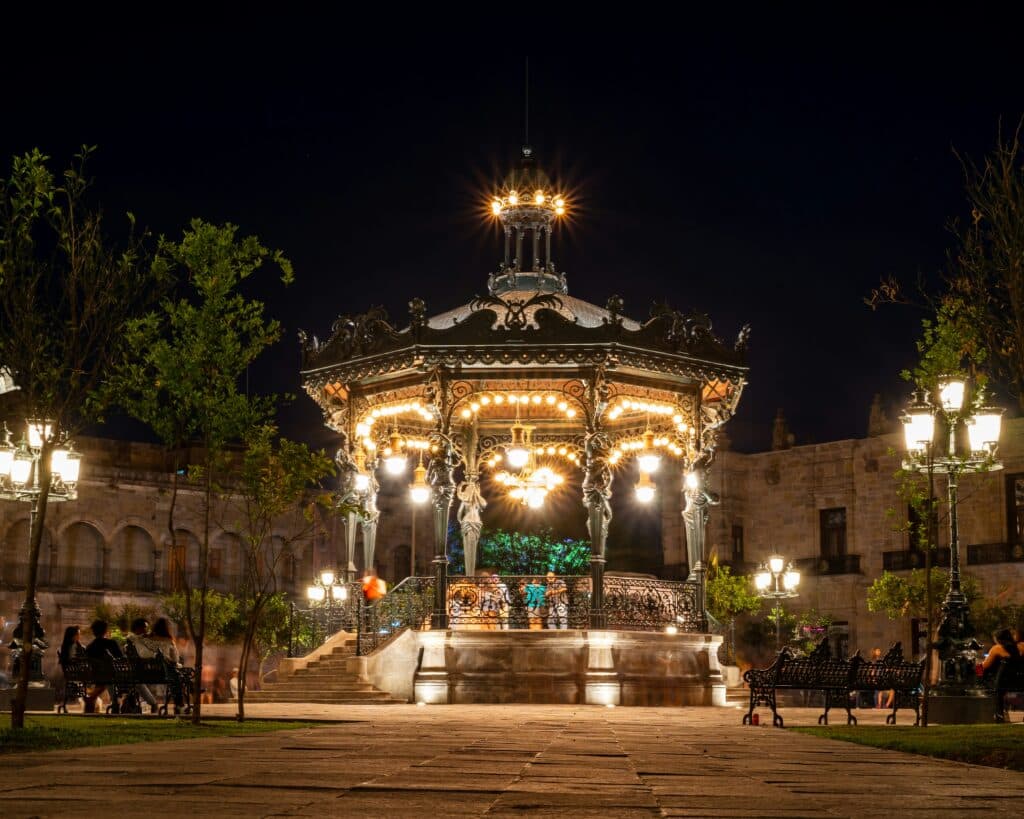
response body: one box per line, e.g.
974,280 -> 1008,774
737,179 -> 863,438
112,219 -> 291,723
867,568 -> 981,625
705,562 -> 761,665
223,423 -> 334,721
446,526 -> 591,575
0,148 -> 165,727
160,590 -> 243,645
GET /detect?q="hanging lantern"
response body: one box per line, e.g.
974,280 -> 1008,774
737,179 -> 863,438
634,471 -> 656,503
383,430 -> 407,475
506,422 -> 530,469
409,458 -> 430,504
637,428 -> 661,474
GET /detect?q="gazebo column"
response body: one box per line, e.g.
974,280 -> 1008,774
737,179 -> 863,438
429,440 -> 456,629
514,227 -> 524,270
360,481 -> 380,574
456,421 -> 485,577
531,225 -> 540,271
503,226 -> 512,268
682,465 -> 712,632
583,431 -> 613,629
344,512 -> 359,580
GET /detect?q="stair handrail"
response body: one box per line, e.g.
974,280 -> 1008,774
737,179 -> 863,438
356,575 -> 435,656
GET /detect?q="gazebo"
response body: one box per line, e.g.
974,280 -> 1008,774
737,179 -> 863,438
299,150 -> 749,641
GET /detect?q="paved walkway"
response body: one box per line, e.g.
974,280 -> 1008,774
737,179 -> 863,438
2,704 -> 1023,817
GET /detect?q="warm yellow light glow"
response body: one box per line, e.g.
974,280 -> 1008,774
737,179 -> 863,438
354,472 -> 370,493
783,569 -> 800,591
684,471 -> 700,491
534,191 -> 545,204
307,585 -> 326,602
11,451 -> 32,485
566,408 -> 577,418
491,200 -> 502,214
480,396 -> 491,405
409,462 -> 430,504
27,421 -> 52,449
494,394 -> 505,404
531,395 -> 541,405
332,584 -> 348,601
938,377 -> 966,412
768,555 -> 785,575
546,395 -> 556,405
554,197 -> 565,208
555,206 -> 565,215
754,570 -> 771,591
635,472 -> 656,503
969,408 -> 1003,453
508,191 -> 519,205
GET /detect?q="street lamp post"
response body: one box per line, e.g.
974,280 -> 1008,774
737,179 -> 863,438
0,420 -> 82,682
901,377 -> 1002,713
306,567 -> 350,636
754,555 -> 800,649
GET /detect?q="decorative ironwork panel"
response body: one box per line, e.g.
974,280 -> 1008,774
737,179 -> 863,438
444,575 -> 590,630
356,576 -> 435,655
604,576 -> 701,632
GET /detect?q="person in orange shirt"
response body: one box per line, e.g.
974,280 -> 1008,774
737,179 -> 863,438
362,567 -> 387,602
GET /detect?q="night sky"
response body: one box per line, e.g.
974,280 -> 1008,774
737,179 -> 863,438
3,32 -> 1022,454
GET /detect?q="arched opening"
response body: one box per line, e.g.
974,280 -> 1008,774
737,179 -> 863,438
109,525 -> 157,591
211,532 -> 243,594
56,522 -> 104,588
2,519 -> 52,587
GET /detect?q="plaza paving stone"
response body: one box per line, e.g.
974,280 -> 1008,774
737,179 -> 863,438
0,704 -> 1021,817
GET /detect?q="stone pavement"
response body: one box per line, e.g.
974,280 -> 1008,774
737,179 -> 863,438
1,704 -> 1023,818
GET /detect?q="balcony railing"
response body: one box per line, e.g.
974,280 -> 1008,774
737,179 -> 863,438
794,554 -> 861,575
882,549 -> 950,571
967,542 -> 1024,566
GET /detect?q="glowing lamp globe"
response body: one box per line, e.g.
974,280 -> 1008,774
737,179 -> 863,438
331,584 -> 348,601
968,407 -> 1003,453
319,568 -> 336,587
307,585 -> 326,602
783,568 -> 801,592
938,377 -> 966,413
634,472 -> 656,504
354,472 -> 370,493
409,462 -> 430,504
902,394 -> 935,454
754,568 -> 771,591
768,555 -> 785,575
11,449 -> 32,486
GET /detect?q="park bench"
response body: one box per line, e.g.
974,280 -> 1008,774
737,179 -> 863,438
743,640 -> 924,728
58,651 -> 194,716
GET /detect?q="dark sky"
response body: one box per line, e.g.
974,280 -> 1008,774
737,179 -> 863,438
3,31 -> 1022,454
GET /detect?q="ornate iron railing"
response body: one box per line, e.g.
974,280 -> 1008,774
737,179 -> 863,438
291,574 -> 705,657
356,576 -> 435,655
605,575 -> 702,632
445,575 -> 591,630
967,542 -> 1024,565
882,549 -> 950,571
287,582 -> 361,658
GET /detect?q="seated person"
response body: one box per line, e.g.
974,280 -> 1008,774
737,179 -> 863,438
125,617 -> 159,713
982,627 -> 1024,675
83,619 -> 123,713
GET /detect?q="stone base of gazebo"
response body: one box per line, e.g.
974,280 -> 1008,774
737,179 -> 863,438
348,628 -> 726,706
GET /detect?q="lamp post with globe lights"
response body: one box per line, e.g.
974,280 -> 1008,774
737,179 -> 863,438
901,376 -> 1002,716
0,420 -> 82,681
306,567 -> 351,635
754,555 -> 800,649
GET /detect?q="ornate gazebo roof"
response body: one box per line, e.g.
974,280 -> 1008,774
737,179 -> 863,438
299,147 -> 749,630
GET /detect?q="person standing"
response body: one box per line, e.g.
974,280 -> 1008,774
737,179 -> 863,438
524,577 -> 545,630
125,618 -> 159,713
545,572 -> 568,630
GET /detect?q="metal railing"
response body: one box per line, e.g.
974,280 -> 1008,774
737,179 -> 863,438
882,549 -> 950,571
967,542 -> 1024,565
287,581 -> 362,658
795,555 -> 862,575
357,576 -> 435,656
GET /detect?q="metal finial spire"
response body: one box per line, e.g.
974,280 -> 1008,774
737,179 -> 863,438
524,56 -> 529,150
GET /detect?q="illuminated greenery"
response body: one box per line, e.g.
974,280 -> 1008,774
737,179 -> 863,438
447,526 -> 590,575
867,568 -> 980,623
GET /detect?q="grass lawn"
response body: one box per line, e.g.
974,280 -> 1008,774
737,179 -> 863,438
0,715 -> 318,754
794,724 -> 1024,771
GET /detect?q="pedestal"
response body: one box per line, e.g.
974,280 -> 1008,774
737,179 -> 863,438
927,692 -> 997,724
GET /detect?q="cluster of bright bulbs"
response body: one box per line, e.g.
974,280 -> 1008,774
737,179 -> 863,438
495,466 -> 564,509
609,437 -> 684,466
607,400 -> 681,422
484,445 -> 580,470
356,402 -> 434,441
459,393 -> 577,420
491,190 -> 566,216
0,422 -> 82,493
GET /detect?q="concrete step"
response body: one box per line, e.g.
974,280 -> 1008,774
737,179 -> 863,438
246,692 -> 404,703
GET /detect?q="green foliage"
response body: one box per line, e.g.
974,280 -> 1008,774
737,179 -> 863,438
794,725 -> 1024,772
0,717 -> 317,755
113,219 -> 291,456
447,526 -> 590,575
901,295 -> 988,395
973,603 -> 1024,645
159,590 -> 243,644
705,563 -> 761,623
91,602 -> 159,643
867,568 -> 981,622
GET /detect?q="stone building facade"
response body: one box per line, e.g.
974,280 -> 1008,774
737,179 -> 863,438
661,414 -> 1024,658
0,434 -> 432,678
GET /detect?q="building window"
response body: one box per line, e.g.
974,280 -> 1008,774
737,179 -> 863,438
819,508 -> 847,559
209,549 -> 223,579
1009,475 -> 1024,547
168,544 -> 186,592
731,524 -> 744,562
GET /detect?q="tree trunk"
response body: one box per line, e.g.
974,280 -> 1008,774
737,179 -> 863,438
192,464 -> 213,724
10,450 -> 53,730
